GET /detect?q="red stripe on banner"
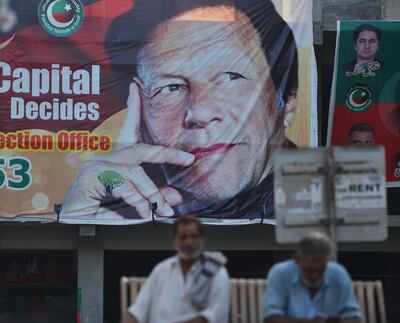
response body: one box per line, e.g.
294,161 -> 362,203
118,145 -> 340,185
332,103 -> 400,183
84,0 -> 133,18
0,1 -> 133,133
53,13 -> 75,23
353,98 -> 366,104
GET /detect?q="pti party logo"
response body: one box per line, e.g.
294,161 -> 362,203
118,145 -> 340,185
345,85 -> 373,112
38,0 -> 84,37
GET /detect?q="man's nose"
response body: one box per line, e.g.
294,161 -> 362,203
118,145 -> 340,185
182,237 -> 196,247
183,90 -> 224,129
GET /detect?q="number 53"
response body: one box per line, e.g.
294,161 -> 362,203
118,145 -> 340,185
0,157 -> 32,190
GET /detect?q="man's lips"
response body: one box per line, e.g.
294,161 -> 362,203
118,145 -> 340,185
190,144 -> 237,160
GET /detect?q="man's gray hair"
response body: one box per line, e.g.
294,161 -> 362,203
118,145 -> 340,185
296,232 -> 333,261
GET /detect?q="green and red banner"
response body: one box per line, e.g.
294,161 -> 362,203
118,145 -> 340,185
328,21 -> 400,187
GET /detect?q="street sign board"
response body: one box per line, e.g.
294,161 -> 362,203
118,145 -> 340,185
274,147 -> 387,243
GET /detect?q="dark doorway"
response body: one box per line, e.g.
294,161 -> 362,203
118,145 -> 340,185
0,250 -> 77,323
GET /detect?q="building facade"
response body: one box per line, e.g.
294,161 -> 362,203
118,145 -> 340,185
1,0 -> 400,322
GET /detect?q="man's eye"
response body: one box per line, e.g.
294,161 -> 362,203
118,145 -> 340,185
219,72 -> 247,82
157,84 -> 186,95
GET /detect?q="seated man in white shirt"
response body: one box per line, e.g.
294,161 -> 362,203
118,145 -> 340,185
122,214 -> 230,323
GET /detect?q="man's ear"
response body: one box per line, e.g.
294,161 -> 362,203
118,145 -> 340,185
284,92 -> 297,129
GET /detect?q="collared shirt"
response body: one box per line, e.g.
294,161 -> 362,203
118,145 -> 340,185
128,255 -> 230,323
263,259 -> 361,320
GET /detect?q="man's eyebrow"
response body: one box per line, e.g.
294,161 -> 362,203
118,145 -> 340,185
143,73 -> 184,86
157,74 -> 187,80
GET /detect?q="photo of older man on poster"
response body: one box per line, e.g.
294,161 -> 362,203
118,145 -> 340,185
60,0 -> 302,222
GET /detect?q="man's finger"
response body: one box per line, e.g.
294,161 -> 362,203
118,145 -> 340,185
160,187 -> 184,206
117,82 -> 141,148
61,179 -> 103,218
133,144 -> 195,166
99,144 -> 195,167
113,182 -> 152,219
125,167 -> 175,217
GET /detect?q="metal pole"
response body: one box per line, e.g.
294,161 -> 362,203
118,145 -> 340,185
326,147 -> 338,261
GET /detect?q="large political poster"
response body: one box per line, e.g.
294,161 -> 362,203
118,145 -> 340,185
328,21 -> 400,188
0,0 -> 316,224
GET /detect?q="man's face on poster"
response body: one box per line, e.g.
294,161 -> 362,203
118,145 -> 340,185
136,6 -> 284,202
355,30 -> 380,63
349,131 -> 375,147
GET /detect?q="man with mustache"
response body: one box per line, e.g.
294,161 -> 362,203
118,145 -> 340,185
122,215 -> 229,323
263,233 -> 361,323
60,0 -> 298,220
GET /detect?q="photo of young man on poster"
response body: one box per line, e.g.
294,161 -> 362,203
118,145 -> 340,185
345,23 -> 382,77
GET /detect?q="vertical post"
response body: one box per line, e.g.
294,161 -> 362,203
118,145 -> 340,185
78,226 -> 104,323
326,147 -> 338,261
313,0 -> 322,44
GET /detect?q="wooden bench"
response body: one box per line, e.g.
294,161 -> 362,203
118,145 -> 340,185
120,276 -> 386,323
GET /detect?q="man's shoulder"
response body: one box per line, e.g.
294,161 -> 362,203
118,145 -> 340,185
326,261 -> 349,274
273,259 -> 296,270
151,256 -> 177,275
326,261 -> 352,284
269,259 -> 296,278
200,252 -> 230,282
215,264 -> 229,280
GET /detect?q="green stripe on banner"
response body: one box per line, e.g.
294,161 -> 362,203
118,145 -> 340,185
329,20 -> 400,185
54,0 -> 70,13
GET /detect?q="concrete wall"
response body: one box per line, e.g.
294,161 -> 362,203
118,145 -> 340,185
382,0 -> 400,19
2,223 -> 400,251
321,0 -> 381,30
313,0 -> 382,43
314,0 -> 400,43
